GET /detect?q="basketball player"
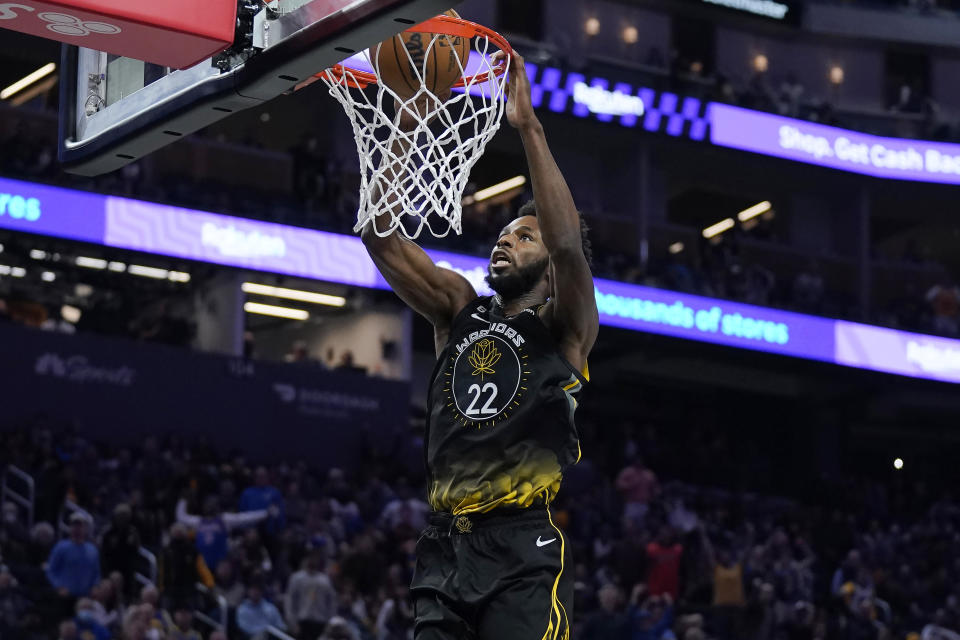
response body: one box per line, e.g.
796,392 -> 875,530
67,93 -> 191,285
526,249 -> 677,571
361,52 -> 598,640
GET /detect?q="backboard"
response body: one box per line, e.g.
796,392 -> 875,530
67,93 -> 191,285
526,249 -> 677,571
57,0 -> 460,176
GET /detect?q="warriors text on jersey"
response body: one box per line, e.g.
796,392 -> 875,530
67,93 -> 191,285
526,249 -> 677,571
426,296 -> 588,515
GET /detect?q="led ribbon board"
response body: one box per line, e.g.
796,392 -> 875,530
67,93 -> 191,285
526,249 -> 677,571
0,176 -> 957,384
519,66 -> 960,185
709,103 -> 960,185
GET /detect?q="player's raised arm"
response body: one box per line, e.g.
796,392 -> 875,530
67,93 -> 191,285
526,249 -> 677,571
498,52 -> 599,370
360,99 -> 476,339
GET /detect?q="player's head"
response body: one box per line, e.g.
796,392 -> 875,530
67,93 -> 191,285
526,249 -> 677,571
486,200 -> 592,302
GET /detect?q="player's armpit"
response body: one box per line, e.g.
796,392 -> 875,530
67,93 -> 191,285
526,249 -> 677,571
361,224 -> 476,329
541,245 -> 599,371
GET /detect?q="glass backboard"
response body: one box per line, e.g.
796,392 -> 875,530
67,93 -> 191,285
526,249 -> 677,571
58,0 -> 459,176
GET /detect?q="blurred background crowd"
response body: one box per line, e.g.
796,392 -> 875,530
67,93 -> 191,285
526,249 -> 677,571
2,407 -> 960,640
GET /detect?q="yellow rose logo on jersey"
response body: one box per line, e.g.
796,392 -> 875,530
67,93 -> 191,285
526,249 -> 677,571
468,339 -> 501,379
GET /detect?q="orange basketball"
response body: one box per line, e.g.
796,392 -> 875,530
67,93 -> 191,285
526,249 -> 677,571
370,9 -> 471,99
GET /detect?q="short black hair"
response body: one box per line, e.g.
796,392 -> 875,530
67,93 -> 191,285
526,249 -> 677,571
516,199 -> 593,268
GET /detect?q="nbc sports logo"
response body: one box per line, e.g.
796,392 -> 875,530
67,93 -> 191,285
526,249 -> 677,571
0,4 -> 121,37
34,353 -> 66,377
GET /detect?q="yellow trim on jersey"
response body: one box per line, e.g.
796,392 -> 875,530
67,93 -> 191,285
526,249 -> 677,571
541,510 -> 570,640
582,361 -> 590,382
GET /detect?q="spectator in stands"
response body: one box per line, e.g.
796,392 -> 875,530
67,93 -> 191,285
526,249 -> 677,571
99,503 -> 141,593
287,340 -> 313,363
374,581 -> 415,640
46,512 -> 100,599
240,466 -> 286,553
617,456 -> 659,528
168,603 -> 202,640
646,527 -> 683,600
74,598 -> 110,640
57,619 -> 78,640
712,547 -> 747,606
319,616 -> 361,640
629,591 -> 676,640
121,602 -> 158,640
926,278 -> 960,336
175,495 -> 272,575
581,584 -> 629,640
239,528 -> 273,580
213,560 -> 246,608
139,584 -> 174,631
162,522 -> 209,609
793,261 -> 825,313
339,531 -> 386,599
832,550 -> 864,598
285,547 -> 337,639
921,609 -> 960,640
1,501 -> 29,567
779,72 -> 805,118
335,350 -> 367,375
87,580 -> 120,629
237,583 -> 287,637
0,567 -> 31,637
378,478 -> 430,538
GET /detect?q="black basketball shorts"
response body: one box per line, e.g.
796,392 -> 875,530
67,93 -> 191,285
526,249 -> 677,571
410,508 -> 573,640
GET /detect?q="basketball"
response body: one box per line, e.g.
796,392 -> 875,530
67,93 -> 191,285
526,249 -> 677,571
370,9 -> 471,99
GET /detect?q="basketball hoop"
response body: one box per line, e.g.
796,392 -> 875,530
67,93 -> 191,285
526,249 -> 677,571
319,15 -> 513,239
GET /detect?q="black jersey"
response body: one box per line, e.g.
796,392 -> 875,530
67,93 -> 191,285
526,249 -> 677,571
425,296 -> 588,515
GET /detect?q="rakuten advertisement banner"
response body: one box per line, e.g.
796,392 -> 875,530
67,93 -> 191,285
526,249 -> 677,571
2,177 -> 960,384
710,103 -> 960,184
0,177 -> 104,242
836,321 -> 960,384
104,197 -> 385,289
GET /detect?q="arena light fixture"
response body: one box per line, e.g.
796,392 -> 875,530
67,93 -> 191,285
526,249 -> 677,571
128,264 -> 168,279
894,457 -> 904,470
242,282 -> 346,307
1,63 -> 56,100
0,243 -> 4,254
753,54 -> 769,74
473,176 -> 527,203
11,267 -> 25,278
108,261 -> 127,272
702,218 -> 735,239
622,26 -> 639,44
168,271 -> 192,283
830,65 -> 845,86
668,242 -> 685,255
29,249 -> 47,260
41,271 -> 56,282
0,265 -> 9,275
61,305 -> 82,324
737,201 -> 773,222
75,256 -> 108,269
243,302 -> 309,321
585,17 -> 600,36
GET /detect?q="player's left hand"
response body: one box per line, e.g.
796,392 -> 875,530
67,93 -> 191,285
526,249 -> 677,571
492,51 -> 538,130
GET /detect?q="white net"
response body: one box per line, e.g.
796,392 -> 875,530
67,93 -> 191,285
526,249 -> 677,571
321,24 -> 510,239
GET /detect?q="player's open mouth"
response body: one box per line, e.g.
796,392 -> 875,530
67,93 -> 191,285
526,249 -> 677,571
491,251 -> 512,269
